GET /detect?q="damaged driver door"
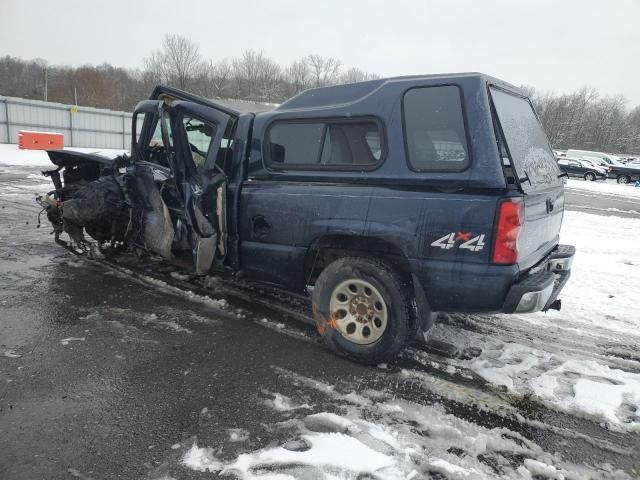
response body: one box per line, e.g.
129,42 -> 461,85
132,98 -> 234,275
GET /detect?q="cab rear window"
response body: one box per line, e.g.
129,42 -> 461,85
490,87 -> 561,189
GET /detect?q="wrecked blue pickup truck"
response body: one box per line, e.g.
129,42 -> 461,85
37,73 -> 575,364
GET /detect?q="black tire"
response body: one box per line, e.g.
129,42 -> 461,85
312,256 -> 416,365
617,175 -> 631,184
584,172 -> 596,181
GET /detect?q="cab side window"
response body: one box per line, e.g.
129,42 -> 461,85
267,120 -> 383,168
403,85 -> 470,172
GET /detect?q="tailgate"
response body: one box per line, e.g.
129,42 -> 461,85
519,187 -> 564,269
490,86 -> 565,270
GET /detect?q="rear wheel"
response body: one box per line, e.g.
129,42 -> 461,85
312,257 -> 416,364
584,172 -> 596,181
617,175 -> 631,184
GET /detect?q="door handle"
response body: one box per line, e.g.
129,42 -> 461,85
546,198 -> 555,213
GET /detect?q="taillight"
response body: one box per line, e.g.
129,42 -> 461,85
492,198 -> 524,264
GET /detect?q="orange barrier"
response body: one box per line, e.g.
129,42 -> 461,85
18,130 -> 64,150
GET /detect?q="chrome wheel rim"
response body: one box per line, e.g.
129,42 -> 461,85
329,279 -> 388,345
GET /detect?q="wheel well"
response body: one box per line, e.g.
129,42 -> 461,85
303,235 -> 412,286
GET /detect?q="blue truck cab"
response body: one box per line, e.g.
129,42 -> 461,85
39,73 -> 575,364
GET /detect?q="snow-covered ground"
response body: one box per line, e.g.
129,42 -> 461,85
0,142 -> 126,167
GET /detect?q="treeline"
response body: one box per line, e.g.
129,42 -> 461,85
0,34 -> 377,111
1,34 -> 639,154
524,86 -> 640,154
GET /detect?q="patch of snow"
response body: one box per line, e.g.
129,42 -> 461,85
472,343 -> 545,391
135,274 -> 228,311
523,458 -> 567,480
469,341 -> 640,431
533,360 -> 640,430
264,392 -> 312,412
428,458 -> 482,478
142,313 -> 192,334
1,349 -> 22,358
182,443 -> 222,473
169,271 -> 191,281
60,337 -> 85,346
304,412 -> 357,434
259,318 -> 285,329
227,428 -> 250,442
224,433 -> 394,477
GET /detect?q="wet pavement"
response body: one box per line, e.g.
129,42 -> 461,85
1,165 -> 639,479
565,188 -> 640,218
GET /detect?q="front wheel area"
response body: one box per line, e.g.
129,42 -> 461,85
583,172 -> 596,181
312,257 -> 417,364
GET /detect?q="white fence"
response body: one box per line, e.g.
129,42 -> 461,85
0,95 -> 136,149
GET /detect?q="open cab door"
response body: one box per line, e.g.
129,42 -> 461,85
130,88 -> 237,274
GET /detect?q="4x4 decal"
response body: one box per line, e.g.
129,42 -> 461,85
431,232 -> 486,252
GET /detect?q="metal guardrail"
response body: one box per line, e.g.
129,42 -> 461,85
0,95 -> 134,149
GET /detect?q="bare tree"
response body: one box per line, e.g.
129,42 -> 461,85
209,59 -> 232,97
527,86 -> 640,153
338,67 -> 380,85
232,50 -> 282,101
307,54 -> 341,87
285,58 -> 312,96
144,34 -> 202,90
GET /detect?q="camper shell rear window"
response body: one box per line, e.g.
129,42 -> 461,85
490,87 -> 561,189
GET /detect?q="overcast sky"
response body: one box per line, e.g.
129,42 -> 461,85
1,0 -> 639,104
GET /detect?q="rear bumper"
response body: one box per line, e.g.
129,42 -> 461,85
502,244 -> 575,313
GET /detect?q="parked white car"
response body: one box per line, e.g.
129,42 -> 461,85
566,149 -> 621,167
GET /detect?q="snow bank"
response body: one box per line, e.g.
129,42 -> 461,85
0,143 -> 127,167
530,211 -> 639,337
566,178 -> 640,199
465,210 -> 640,431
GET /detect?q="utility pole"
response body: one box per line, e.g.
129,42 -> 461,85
43,67 -> 48,102
74,87 -> 78,106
